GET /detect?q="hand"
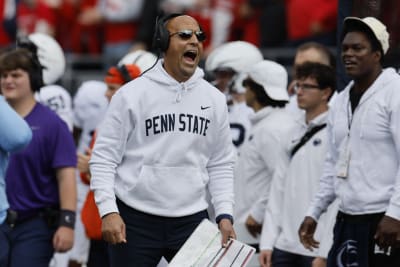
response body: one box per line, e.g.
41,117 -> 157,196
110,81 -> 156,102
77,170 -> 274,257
298,216 -> 319,251
312,257 -> 327,267
218,218 -> 236,247
245,215 -> 262,238
374,215 -> 400,251
259,249 -> 272,267
77,148 -> 91,174
53,226 -> 74,252
102,212 -> 127,245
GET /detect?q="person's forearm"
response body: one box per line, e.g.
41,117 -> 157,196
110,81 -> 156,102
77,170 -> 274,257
57,167 -> 77,211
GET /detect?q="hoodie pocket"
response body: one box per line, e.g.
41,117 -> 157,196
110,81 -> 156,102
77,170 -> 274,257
131,165 -> 208,207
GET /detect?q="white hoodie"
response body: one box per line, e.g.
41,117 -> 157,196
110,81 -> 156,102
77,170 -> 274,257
234,106 -> 296,225
90,60 -> 235,218
307,68 -> 400,221
260,112 -> 338,258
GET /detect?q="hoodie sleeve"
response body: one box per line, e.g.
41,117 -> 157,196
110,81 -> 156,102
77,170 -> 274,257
317,199 -> 339,258
259,162 -> 287,250
249,123 -> 291,223
386,81 -> 400,220
90,90 -> 134,217
306,110 -> 337,220
207,97 -> 236,219
0,96 -> 32,152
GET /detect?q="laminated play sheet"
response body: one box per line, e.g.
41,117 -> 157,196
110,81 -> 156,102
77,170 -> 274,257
169,219 -> 256,267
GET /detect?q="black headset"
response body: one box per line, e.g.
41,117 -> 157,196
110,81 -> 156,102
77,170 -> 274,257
152,13 -> 184,52
16,36 -> 44,92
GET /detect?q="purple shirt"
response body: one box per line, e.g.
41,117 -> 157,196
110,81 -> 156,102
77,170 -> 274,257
6,103 -> 77,212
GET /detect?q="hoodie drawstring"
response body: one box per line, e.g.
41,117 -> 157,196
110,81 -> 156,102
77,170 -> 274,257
175,83 -> 188,103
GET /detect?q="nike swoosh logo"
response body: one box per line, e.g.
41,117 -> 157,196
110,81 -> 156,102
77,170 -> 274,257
201,106 -> 211,110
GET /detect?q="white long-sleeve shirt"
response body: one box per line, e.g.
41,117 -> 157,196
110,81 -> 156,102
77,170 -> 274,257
307,68 -> 400,221
90,60 -> 235,219
260,112 -> 338,258
234,106 -> 296,226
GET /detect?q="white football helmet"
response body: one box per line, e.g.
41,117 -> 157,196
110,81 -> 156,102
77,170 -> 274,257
118,50 -> 158,73
73,80 -> 108,153
205,41 -> 263,74
28,33 -> 66,85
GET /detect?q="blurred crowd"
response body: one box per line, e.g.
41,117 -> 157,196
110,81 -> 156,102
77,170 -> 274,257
0,0 -> 339,65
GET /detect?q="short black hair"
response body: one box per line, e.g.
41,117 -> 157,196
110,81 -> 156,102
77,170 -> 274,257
243,78 -> 288,108
296,62 -> 336,100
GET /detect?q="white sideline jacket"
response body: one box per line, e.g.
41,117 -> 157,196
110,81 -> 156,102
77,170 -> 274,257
307,68 -> 400,221
260,112 -> 338,258
90,60 -> 235,218
234,106 -> 296,225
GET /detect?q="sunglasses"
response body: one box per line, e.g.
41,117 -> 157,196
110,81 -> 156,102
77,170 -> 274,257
169,30 -> 206,42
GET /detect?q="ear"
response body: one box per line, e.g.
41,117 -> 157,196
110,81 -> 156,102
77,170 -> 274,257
373,50 -> 382,63
321,87 -> 333,102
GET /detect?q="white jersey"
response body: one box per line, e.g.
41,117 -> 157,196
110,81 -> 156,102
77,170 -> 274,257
234,106 -> 296,227
260,112 -> 338,258
35,84 -> 73,131
90,60 -> 235,218
228,101 -> 254,149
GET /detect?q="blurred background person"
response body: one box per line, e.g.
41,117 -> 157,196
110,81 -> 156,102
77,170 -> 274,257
0,47 -> 77,267
234,60 -> 296,250
0,95 -> 32,227
205,41 -> 263,149
259,62 -> 337,267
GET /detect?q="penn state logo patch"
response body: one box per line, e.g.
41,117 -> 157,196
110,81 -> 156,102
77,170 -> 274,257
313,138 -> 322,146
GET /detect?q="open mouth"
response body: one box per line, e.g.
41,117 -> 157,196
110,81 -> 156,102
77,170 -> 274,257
343,59 -> 356,67
183,50 -> 197,62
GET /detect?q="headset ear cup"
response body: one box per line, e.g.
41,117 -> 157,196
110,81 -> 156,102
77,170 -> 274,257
153,16 -> 170,52
152,13 -> 183,52
160,27 -> 170,52
31,61 -> 44,92
24,53 -> 44,92
16,36 -> 45,91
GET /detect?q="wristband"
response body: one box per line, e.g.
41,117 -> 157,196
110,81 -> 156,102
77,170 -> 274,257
216,214 -> 234,225
59,209 -> 76,229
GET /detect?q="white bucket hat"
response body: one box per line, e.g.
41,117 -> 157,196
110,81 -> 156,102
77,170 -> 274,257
247,60 -> 289,101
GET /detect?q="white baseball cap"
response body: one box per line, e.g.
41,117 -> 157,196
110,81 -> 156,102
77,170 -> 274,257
247,60 -> 289,101
342,16 -> 389,55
